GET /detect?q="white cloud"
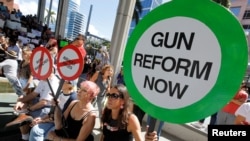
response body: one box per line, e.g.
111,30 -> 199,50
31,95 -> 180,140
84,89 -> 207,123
15,0 -> 37,16
15,0 -> 111,40
88,24 -> 99,36
88,25 -> 111,40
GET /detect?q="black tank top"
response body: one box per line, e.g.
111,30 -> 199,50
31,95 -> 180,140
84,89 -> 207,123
65,103 -> 94,140
103,118 -> 133,141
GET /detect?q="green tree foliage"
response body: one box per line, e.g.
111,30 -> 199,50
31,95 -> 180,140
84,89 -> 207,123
44,9 -> 56,24
213,0 -> 230,8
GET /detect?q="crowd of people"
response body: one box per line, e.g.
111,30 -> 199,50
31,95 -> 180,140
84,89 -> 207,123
0,25 -> 159,140
2,2 -> 250,141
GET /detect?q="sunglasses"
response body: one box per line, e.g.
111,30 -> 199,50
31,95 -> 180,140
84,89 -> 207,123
106,93 -> 123,99
75,37 -> 83,41
47,43 -> 57,48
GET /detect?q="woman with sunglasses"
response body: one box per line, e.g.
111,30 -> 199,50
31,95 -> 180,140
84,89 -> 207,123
100,84 -> 158,141
47,80 -> 100,141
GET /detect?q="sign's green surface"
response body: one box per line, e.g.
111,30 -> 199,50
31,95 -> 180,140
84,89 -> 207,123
123,0 -> 248,123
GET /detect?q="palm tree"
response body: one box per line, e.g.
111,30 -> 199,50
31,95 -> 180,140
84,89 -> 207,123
132,0 -> 143,24
213,0 -> 230,8
44,9 -> 56,24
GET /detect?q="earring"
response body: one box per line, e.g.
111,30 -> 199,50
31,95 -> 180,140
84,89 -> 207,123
120,105 -> 124,109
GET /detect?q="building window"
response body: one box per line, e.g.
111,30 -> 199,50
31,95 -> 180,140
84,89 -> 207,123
230,7 -> 241,17
243,10 -> 250,19
243,25 -> 250,34
243,25 -> 250,30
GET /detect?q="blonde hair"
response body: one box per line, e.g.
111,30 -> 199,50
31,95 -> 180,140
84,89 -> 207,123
101,65 -> 113,75
22,46 -> 32,54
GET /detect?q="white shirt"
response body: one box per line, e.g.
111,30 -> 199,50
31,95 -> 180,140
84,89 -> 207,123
0,59 -> 18,76
16,43 -> 22,61
34,75 -> 59,101
58,93 -> 70,110
235,102 -> 250,123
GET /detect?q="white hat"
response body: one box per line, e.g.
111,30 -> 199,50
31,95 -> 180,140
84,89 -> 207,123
5,50 -> 17,58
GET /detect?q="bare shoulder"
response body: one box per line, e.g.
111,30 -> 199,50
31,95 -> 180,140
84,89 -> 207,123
127,113 -> 141,133
89,110 -> 97,117
128,113 -> 139,123
82,110 -> 97,123
66,100 -> 78,109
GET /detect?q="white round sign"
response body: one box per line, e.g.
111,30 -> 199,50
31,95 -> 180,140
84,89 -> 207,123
133,17 -> 221,109
57,45 -> 84,80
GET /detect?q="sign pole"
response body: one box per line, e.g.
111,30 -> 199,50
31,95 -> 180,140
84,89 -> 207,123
55,79 -> 65,99
46,78 -> 55,98
148,117 -> 157,133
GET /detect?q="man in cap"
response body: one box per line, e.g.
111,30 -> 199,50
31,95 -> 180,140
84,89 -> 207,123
0,50 -> 24,97
71,34 -> 87,61
70,34 -> 87,88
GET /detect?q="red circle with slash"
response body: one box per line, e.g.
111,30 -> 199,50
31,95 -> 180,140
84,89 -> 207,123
30,47 -> 53,80
57,45 -> 84,80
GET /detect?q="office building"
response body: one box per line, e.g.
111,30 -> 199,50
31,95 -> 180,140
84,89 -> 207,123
129,0 -> 163,35
65,0 -> 85,40
230,0 -> 250,32
66,11 -> 84,40
0,0 -> 19,11
230,0 -> 250,60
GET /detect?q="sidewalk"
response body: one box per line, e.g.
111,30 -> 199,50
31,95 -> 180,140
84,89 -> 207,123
0,93 -> 184,141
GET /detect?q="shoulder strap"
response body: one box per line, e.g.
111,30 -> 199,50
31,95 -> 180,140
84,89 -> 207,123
69,102 -> 78,112
62,102 -> 78,128
81,110 -> 95,120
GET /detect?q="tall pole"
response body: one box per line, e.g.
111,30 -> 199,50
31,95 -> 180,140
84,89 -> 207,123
110,0 -> 136,85
85,5 -> 93,37
47,0 -> 53,26
55,0 -> 69,38
37,0 -> 46,23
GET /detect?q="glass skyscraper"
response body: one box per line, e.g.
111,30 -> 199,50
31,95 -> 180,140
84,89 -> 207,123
129,0 -> 163,35
65,0 -> 85,40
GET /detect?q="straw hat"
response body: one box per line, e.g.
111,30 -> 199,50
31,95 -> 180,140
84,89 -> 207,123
5,50 -> 17,58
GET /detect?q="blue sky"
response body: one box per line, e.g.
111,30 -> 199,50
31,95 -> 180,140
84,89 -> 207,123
15,0 -> 118,40
80,0 -> 118,40
15,0 -> 170,40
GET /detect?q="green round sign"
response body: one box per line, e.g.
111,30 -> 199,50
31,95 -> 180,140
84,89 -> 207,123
123,0 -> 248,123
